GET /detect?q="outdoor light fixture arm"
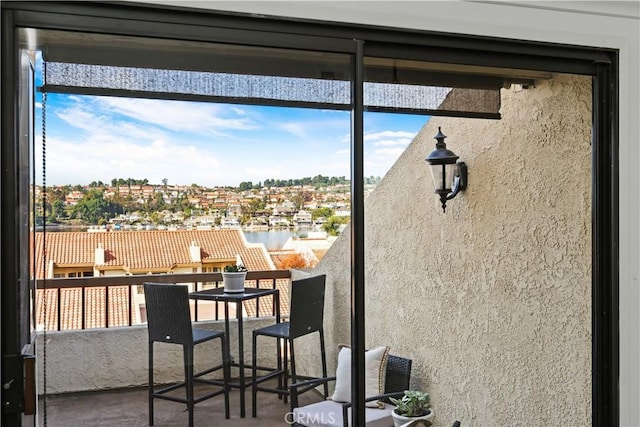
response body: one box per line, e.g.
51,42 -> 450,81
439,161 -> 467,212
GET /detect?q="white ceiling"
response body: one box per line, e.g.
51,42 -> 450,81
134,0 -> 640,20
477,1 -> 640,19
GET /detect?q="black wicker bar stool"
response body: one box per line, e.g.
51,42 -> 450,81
251,274 -> 328,417
144,282 -> 230,427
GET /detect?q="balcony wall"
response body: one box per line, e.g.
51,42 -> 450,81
36,318 -> 277,394
313,74 -> 593,426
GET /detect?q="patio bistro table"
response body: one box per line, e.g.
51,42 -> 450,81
188,287 -> 280,418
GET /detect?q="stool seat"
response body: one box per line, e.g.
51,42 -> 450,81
253,322 -> 290,338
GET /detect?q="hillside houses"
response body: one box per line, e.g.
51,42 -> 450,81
36,180 -> 358,229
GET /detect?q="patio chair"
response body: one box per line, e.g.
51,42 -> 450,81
251,274 -> 328,417
289,353 -> 412,427
144,282 -> 230,427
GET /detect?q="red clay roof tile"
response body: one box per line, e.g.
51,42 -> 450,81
33,229 -> 283,330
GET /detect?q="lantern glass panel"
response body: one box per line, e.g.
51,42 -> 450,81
445,163 -> 457,191
429,163 -> 457,192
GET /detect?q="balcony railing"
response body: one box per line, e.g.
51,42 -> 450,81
35,270 -> 291,331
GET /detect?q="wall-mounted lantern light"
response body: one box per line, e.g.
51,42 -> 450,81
425,127 -> 467,213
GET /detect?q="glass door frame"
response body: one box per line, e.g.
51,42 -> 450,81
1,2 -> 618,426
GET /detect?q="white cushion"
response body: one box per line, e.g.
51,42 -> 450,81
331,345 -> 389,408
292,400 -> 394,427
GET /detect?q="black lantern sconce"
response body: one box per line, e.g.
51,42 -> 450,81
425,127 -> 467,213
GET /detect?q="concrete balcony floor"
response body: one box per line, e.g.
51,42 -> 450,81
38,379 -> 322,426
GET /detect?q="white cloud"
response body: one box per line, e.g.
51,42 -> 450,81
373,147 -> 406,159
35,134 -> 228,186
323,160 -> 350,176
372,138 -> 413,147
340,130 -> 416,146
97,97 -> 257,134
362,130 -> 417,178
276,117 -> 349,141
243,166 -> 284,182
330,130 -> 417,179
365,131 -> 416,150
55,98 -> 167,143
278,122 -> 309,139
53,96 -> 257,144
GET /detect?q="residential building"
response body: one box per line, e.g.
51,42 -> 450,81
292,209 -> 312,227
33,229 -> 276,330
1,2 -> 637,427
64,190 -> 84,206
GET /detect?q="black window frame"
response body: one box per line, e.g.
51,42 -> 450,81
1,2 -> 618,426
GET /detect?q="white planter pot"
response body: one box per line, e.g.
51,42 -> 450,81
222,272 -> 247,293
392,408 -> 435,427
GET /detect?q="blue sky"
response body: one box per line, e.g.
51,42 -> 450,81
36,92 -> 431,188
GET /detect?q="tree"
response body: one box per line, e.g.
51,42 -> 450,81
323,215 -> 349,236
70,190 -> 123,224
276,253 -> 309,269
148,192 -> 166,212
238,181 -> 253,191
290,192 -> 305,211
51,199 -> 67,221
261,175 -> 349,188
249,198 -> 266,213
149,211 -> 162,224
311,207 -> 333,220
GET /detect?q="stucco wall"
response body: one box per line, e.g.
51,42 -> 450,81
315,74 -> 592,426
36,317 -> 278,394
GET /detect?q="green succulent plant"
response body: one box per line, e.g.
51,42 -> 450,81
390,390 -> 431,417
223,264 -> 248,272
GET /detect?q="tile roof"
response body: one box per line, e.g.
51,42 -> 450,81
33,229 -> 286,330
36,287 -> 131,330
32,229 -> 274,276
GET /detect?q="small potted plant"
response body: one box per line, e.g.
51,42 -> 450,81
389,390 -> 435,427
222,263 -> 248,293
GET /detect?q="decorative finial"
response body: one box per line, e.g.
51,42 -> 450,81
434,127 -> 447,148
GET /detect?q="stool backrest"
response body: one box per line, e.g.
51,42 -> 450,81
289,274 -> 326,338
143,282 -> 193,345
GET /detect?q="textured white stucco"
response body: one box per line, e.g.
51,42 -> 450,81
36,317 -> 278,394
315,74 -> 592,426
